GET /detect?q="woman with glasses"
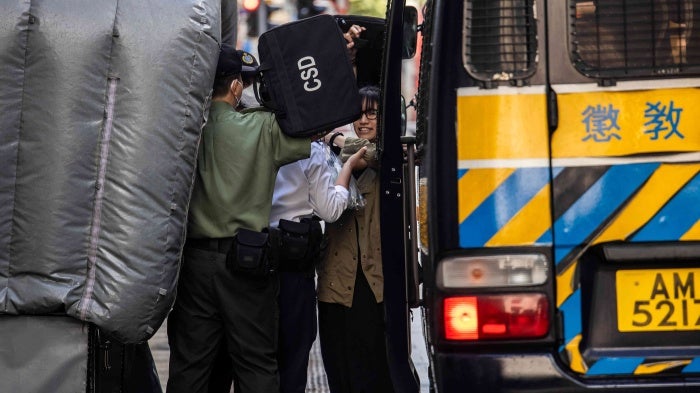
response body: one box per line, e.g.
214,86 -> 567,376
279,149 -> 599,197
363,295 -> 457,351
316,85 -> 394,393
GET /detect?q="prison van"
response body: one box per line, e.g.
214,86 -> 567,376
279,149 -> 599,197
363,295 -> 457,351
410,0 -> 700,391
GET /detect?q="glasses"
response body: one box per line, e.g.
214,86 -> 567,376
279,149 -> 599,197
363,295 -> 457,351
360,108 -> 378,120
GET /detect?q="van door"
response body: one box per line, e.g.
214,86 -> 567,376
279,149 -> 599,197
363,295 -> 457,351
379,1 -> 421,392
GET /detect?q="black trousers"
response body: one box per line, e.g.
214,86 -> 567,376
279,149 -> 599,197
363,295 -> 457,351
166,244 -> 279,393
318,263 -> 394,393
278,270 -> 317,393
207,270 -> 318,393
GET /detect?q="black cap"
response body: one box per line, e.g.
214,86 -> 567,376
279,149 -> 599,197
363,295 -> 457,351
215,44 -> 259,78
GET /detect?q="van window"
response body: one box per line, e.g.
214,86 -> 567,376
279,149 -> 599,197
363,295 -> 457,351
570,0 -> 700,78
462,0 -> 538,82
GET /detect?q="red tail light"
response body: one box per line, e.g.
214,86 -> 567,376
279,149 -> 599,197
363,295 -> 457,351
444,294 -> 550,340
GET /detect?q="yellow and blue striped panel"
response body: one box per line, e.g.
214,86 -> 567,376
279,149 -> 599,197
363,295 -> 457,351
457,83 -> 700,376
456,86 -> 551,248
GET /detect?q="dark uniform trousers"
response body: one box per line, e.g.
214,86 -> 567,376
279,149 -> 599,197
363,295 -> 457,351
206,270 -> 317,393
278,269 -> 317,393
277,219 -> 324,393
204,221 -> 322,393
166,240 -> 280,393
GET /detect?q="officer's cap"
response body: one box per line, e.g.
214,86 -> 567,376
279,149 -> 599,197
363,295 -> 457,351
215,44 -> 259,78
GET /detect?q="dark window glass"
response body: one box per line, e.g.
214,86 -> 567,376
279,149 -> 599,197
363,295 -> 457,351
463,0 -> 538,82
571,0 -> 700,78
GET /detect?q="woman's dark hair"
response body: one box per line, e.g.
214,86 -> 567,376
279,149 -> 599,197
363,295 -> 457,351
359,85 -> 380,109
212,74 -> 239,98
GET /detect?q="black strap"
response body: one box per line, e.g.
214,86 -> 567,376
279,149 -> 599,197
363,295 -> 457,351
328,132 -> 344,147
253,67 -> 282,114
328,132 -> 343,155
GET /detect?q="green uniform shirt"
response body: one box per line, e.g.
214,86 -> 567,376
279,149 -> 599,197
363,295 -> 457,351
187,101 -> 310,238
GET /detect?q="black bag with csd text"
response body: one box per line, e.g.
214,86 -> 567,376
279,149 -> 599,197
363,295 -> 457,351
257,14 -> 361,137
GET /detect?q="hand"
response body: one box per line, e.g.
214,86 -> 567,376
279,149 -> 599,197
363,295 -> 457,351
345,146 -> 368,170
343,24 -> 366,48
343,24 -> 366,64
335,146 -> 368,189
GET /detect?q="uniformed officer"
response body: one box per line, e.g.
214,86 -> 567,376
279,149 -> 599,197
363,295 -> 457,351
166,44 -> 310,393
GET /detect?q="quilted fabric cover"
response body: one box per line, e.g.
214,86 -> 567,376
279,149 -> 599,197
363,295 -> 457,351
0,0 -> 234,343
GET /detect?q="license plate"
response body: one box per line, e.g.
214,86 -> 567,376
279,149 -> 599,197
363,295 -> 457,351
616,268 -> 700,332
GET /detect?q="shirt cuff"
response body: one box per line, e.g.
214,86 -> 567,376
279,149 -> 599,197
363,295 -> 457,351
334,185 -> 351,196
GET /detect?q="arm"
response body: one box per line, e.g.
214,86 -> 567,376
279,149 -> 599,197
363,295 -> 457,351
306,144 -> 366,223
343,24 -> 365,75
268,113 -> 311,167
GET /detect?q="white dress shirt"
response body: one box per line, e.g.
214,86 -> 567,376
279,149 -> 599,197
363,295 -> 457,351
269,141 -> 349,226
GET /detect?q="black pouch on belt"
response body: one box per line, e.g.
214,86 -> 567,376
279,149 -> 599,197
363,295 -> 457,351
227,228 -> 273,277
275,218 -> 321,272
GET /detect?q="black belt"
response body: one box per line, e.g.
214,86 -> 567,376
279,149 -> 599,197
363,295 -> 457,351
185,237 -> 235,254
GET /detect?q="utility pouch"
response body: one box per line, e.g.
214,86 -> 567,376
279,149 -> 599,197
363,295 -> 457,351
279,219 -> 311,260
227,228 -> 273,277
275,218 -> 322,272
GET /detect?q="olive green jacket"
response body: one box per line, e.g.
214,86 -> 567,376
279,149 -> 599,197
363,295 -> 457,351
187,102 -> 310,238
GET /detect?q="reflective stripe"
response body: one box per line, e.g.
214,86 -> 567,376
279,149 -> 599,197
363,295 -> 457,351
563,334 -> 587,374
595,164 -> 700,244
682,358 -> 700,373
457,168 -> 513,223
550,163 -> 659,265
459,167 -> 550,248
634,172 -> 700,241
587,357 -> 645,375
634,360 -> 692,375
486,182 -> 552,247
556,261 -> 578,308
